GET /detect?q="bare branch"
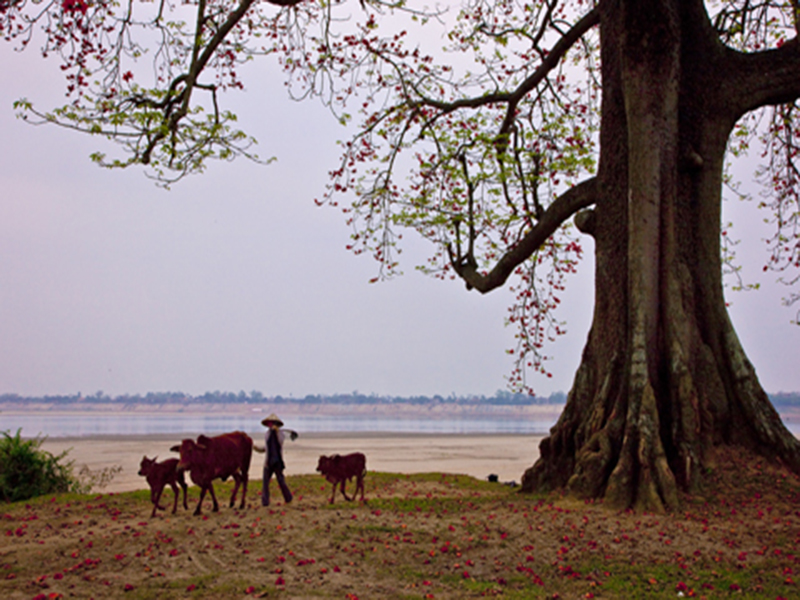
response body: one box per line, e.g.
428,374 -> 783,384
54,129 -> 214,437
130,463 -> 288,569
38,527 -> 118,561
450,177 -> 598,293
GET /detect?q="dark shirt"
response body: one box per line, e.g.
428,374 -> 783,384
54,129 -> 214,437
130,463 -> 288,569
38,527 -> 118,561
267,428 -> 285,470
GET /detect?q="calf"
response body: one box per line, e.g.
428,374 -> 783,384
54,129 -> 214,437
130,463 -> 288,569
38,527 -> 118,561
137,456 -> 188,518
172,431 -> 253,515
316,452 -> 367,504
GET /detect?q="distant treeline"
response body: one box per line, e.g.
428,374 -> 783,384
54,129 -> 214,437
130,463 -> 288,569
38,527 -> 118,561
769,392 -> 800,409
0,390 -> 568,406
3,390 -> 799,408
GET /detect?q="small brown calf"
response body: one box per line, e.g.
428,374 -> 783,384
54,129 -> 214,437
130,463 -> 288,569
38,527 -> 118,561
138,456 -> 188,518
316,452 -> 367,504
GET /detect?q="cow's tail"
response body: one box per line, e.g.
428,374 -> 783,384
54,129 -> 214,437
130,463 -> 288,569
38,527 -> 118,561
253,445 -> 266,454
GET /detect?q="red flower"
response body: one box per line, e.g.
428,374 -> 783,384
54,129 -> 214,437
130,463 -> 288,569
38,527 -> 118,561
61,0 -> 87,14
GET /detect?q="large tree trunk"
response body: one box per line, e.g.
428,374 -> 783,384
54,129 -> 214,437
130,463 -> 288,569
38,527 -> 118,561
521,0 -> 800,511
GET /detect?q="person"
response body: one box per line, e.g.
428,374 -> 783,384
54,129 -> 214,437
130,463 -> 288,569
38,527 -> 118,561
261,413 -> 296,507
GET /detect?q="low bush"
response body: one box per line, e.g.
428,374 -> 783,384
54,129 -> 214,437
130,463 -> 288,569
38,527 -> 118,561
0,429 -> 84,502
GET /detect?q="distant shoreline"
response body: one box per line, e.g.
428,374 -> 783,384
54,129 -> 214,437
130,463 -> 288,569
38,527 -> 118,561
0,401 -> 567,419
4,401 -> 799,426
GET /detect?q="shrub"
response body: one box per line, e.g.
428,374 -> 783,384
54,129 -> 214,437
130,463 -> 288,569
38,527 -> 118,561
0,429 -> 84,502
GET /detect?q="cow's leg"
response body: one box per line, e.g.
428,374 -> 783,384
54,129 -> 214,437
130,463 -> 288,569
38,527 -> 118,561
150,486 -> 162,518
150,485 -> 160,507
170,481 -> 180,514
329,484 -> 336,504
357,472 -> 365,502
340,479 -> 353,502
178,474 -> 189,510
208,484 -> 220,513
153,484 -> 167,513
229,473 -> 241,508
240,471 -> 248,509
194,486 -> 208,516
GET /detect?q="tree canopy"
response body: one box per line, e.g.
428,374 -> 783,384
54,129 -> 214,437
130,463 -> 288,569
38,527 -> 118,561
2,0 -> 797,386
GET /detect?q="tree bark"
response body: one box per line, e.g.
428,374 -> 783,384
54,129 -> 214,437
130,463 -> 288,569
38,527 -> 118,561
520,0 -> 800,511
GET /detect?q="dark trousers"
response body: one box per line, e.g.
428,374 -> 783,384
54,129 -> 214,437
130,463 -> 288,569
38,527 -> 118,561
262,464 -> 292,506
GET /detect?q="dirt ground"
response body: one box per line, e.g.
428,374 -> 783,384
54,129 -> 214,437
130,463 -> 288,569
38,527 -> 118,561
2,446 -> 800,599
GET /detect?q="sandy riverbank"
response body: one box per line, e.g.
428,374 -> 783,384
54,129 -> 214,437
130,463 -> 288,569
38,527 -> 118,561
40,432 -> 543,493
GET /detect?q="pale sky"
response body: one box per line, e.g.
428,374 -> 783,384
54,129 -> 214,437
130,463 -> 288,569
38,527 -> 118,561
1,33 -> 798,400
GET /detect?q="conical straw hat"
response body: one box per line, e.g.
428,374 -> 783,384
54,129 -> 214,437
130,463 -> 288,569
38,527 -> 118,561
261,413 -> 284,427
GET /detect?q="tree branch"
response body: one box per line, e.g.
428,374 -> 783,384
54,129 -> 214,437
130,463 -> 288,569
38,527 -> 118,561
726,38 -> 800,116
410,2 -> 601,146
449,177 -> 599,293
495,4 -> 601,146
140,0 -> 259,164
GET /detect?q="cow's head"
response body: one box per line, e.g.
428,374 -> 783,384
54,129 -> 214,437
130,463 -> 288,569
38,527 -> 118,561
138,456 -> 156,477
316,455 -> 330,474
173,438 -> 204,471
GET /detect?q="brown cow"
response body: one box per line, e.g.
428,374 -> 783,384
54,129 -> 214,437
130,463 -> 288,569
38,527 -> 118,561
138,456 -> 188,518
316,452 -> 367,504
172,431 -> 253,515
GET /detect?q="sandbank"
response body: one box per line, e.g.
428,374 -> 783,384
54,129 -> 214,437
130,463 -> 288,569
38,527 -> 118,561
40,432 -> 543,493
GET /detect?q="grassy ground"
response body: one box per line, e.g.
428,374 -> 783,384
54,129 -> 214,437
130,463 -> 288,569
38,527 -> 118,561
2,446 -> 799,599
